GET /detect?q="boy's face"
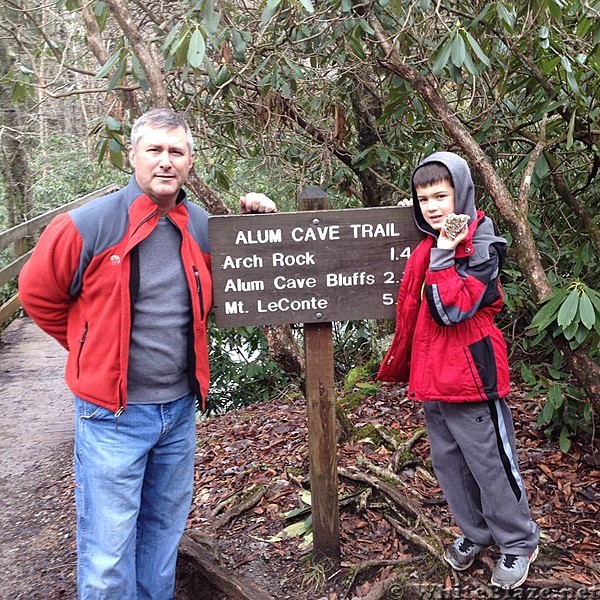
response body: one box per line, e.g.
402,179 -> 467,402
415,180 -> 455,232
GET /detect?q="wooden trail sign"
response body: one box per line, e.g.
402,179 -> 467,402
209,205 -> 422,327
208,193 -> 421,566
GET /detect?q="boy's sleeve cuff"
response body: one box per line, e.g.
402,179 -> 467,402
429,248 -> 455,271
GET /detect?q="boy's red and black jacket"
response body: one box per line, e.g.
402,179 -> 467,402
18,177 -> 213,413
377,212 -> 510,402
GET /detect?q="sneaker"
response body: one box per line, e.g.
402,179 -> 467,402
491,547 -> 539,589
444,536 -> 484,571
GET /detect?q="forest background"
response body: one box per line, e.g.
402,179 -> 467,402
0,0 -> 599,453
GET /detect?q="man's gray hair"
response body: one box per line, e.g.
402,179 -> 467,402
130,109 -> 194,153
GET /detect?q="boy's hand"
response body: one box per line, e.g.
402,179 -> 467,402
239,193 -> 277,214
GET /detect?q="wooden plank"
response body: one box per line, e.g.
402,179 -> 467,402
0,295 -> 21,328
209,205 -> 421,327
0,250 -> 32,287
0,184 -> 120,250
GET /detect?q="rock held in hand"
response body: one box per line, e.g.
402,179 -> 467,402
444,213 -> 469,240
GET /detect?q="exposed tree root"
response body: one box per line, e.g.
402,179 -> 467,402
177,530 -> 274,600
341,557 -> 422,599
212,484 -> 268,529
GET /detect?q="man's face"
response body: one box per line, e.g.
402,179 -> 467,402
129,125 -> 193,214
415,180 -> 455,232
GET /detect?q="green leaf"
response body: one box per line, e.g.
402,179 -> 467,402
130,54 -> 149,92
94,1 -> 107,17
108,137 -> 122,153
162,22 -> 183,52
431,37 -> 453,75
539,399 -> 555,425
559,427 -> 571,453
187,28 -> 206,69
231,29 -> 247,60
451,32 -> 466,67
533,154 -> 549,181
548,0 -> 564,23
496,3 -> 515,30
107,58 -> 127,92
358,18 -> 375,35
263,514 -> 313,542
548,383 -> 563,409
204,0 -> 220,34
531,288 -> 568,330
348,33 -> 367,60
106,116 -> 121,131
562,318 -> 580,340
557,287 -> 580,328
262,0 -> 282,23
566,71 -> 579,94
11,82 -> 27,102
566,109 -> 576,149
299,0 -> 315,13
578,291 -> 596,329
465,32 -> 491,67
462,49 -> 478,76
94,50 -> 122,80
520,363 -> 536,385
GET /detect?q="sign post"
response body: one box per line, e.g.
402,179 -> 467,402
208,191 -> 422,567
297,186 -> 340,564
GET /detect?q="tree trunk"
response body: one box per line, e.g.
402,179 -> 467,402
367,12 -> 600,416
77,0 -> 140,120
546,153 -> 600,256
260,324 -> 305,376
349,70 -> 396,207
0,36 -> 32,231
105,0 -> 169,107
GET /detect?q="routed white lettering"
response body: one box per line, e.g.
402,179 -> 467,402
272,252 -> 315,267
224,278 -> 265,292
273,276 -> 317,289
326,272 -> 375,287
222,255 -> 264,269
350,223 -> 401,238
257,297 -> 328,313
235,229 -> 282,245
290,225 -> 340,242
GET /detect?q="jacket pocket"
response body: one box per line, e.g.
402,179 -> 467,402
76,322 -> 89,379
192,266 -> 205,321
464,335 -> 499,400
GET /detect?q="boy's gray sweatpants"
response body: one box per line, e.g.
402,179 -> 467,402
423,398 -> 539,555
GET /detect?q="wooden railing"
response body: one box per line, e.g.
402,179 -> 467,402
0,184 -> 120,329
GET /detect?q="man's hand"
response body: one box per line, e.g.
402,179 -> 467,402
239,193 -> 277,214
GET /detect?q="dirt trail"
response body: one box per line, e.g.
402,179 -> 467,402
0,316 -> 76,599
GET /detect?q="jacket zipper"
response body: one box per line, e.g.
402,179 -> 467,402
193,266 -> 205,320
76,322 -> 89,378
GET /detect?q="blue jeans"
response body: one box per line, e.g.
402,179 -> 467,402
74,393 -> 197,600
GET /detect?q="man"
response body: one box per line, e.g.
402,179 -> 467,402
18,108 -> 276,599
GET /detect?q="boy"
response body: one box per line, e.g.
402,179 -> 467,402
377,151 -> 539,589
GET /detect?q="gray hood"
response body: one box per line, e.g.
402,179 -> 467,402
411,151 -> 477,238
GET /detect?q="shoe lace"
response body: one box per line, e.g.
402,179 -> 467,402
458,538 -> 474,553
502,554 -> 518,569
